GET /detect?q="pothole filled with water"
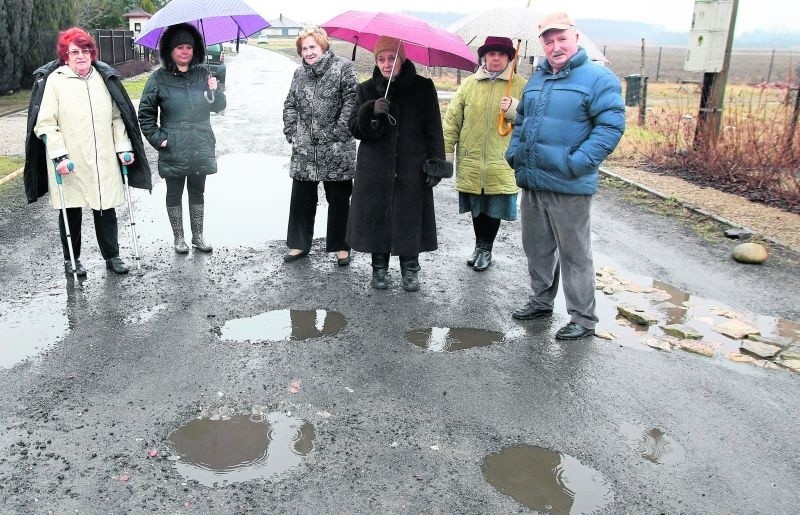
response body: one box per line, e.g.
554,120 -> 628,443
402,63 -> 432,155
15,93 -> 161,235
620,422 -> 686,465
0,285 -> 71,368
405,327 -> 506,352
167,412 -> 315,487
482,445 -> 613,514
217,309 -> 346,343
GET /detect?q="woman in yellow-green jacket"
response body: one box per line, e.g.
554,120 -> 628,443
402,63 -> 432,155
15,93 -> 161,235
443,36 -> 526,271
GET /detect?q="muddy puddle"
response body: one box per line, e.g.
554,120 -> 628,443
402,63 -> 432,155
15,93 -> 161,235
130,153 -> 328,248
0,284 -> 71,368
483,445 -> 613,513
406,327 -> 506,352
218,309 -> 346,343
168,412 -> 314,487
620,422 -> 686,465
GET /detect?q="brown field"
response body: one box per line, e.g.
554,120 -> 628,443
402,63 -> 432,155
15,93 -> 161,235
268,38 -> 797,87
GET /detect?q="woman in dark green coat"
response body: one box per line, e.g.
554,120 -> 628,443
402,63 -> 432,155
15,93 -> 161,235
138,23 -> 226,254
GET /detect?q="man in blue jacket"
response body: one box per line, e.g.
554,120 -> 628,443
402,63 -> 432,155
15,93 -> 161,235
505,12 -> 625,340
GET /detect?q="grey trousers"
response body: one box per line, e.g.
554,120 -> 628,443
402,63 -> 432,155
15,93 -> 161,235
519,189 -> 598,329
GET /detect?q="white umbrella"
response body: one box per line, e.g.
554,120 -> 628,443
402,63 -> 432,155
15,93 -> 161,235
449,6 -> 608,64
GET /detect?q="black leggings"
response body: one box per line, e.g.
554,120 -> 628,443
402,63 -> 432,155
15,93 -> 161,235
165,175 -> 206,207
472,213 -> 501,247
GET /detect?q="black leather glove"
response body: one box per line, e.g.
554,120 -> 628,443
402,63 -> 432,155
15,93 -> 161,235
425,175 -> 441,188
374,98 -> 391,115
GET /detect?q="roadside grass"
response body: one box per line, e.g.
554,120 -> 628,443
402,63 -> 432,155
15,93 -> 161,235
122,74 -> 151,99
0,155 -> 25,180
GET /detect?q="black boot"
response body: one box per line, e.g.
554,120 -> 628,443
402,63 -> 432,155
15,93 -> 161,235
466,246 -> 480,267
399,255 -> 420,292
473,241 -> 493,271
189,203 -> 212,253
166,205 -> 189,254
371,253 -> 389,290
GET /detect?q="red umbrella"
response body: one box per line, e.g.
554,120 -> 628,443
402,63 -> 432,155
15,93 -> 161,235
321,10 -> 477,72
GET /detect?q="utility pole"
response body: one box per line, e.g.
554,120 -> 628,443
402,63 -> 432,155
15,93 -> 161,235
693,0 -> 739,148
639,38 -> 647,125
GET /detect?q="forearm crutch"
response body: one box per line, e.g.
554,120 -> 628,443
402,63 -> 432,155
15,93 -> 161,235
120,153 -> 141,272
43,135 -> 79,282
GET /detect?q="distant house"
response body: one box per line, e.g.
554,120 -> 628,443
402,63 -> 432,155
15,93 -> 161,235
122,6 -> 152,36
263,14 -> 302,38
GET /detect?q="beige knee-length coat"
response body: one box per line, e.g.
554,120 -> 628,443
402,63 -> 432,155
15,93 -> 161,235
34,65 -> 131,210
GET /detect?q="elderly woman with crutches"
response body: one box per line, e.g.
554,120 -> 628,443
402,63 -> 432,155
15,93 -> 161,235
24,27 -> 151,278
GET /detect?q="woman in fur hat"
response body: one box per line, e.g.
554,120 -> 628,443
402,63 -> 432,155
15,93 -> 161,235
138,23 -> 226,254
347,36 -> 452,292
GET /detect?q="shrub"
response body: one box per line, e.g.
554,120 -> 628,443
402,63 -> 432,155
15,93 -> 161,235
618,87 -> 800,213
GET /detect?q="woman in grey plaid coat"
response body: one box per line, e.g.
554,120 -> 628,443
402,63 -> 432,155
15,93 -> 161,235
282,27 -> 358,265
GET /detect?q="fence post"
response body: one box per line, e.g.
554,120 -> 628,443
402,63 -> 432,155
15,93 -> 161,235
655,46 -> 663,82
765,48 -> 775,83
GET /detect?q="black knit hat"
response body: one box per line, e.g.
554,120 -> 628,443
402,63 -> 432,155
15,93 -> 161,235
168,28 -> 195,50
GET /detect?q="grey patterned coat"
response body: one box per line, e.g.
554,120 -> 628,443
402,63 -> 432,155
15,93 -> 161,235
282,51 -> 358,181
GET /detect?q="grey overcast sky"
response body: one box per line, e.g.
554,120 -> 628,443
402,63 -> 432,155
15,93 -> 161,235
255,0 -> 796,33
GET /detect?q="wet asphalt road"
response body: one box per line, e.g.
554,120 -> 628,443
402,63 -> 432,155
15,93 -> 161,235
1,45 -> 799,513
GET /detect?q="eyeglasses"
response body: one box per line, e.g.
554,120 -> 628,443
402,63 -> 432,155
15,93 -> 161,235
67,49 -> 93,58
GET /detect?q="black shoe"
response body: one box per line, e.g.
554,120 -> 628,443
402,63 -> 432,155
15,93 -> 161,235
105,256 -> 130,275
511,302 -> 553,320
336,251 -> 351,266
64,259 -> 87,277
371,267 -> 388,290
466,247 -> 480,266
473,249 -> 492,271
284,249 -> 309,262
555,322 -> 594,340
401,269 -> 419,292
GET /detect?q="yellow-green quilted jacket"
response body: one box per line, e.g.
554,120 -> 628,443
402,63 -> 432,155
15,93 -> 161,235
443,65 -> 526,195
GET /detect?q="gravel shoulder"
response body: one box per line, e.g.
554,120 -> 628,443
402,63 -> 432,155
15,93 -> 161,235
605,162 -> 800,250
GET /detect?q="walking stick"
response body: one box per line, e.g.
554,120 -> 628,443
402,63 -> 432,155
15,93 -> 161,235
43,135 -> 79,282
497,39 -> 522,137
120,153 -> 141,272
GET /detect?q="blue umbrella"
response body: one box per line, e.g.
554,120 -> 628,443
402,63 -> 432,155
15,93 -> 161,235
135,0 -> 271,49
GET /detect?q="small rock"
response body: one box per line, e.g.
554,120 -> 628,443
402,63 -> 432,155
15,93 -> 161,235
779,345 -> 800,361
617,305 -> 659,326
640,337 -> 672,351
726,352 -> 757,364
602,286 -> 615,295
731,242 -> 768,264
740,340 -> 782,359
344,387 -> 354,393
315,411 -> 331,418
746,334 -> 789,348
148,449 -> 158,458
594,331 -> 618,341
714,319 -> 760,339
660,324 -> 703,340
118,475 -> 130,482
709,307 -> 742,319
777,359 -> 800,372
753,360 -> 780,369
724,228 -> 753,240
430,445 -> 440,451
390,441 -> 398,448
677,340 -> 716,357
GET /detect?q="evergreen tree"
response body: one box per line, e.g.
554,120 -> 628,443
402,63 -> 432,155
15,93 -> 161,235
20,0 -> 75,88
0,0 -> 34,93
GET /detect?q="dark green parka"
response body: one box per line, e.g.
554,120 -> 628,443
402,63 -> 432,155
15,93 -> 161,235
137,24 -> 226,178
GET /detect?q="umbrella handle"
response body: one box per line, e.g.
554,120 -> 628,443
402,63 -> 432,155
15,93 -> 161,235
497,39 -> 522,137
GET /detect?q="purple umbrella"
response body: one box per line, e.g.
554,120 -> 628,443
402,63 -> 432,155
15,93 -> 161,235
321,10 -> 477,72
135,0 -> 270,49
